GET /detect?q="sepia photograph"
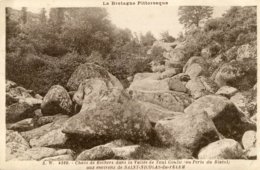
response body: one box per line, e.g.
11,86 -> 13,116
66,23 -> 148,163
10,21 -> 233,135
1,0 -> 258,168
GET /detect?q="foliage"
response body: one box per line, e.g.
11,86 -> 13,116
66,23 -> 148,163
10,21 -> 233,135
178,6 -> 213,29
6,7 -> 155,93
140,31 -> 156,46
182,6 -> 256,59
160,31 -> 175,42
204,6 -> 256,50
6,6 -> 256,94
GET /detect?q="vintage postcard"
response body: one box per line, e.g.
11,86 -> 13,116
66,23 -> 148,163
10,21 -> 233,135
0,0 -> 259,170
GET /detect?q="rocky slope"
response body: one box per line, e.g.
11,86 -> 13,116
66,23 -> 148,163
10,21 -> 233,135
6,40 -> 257,160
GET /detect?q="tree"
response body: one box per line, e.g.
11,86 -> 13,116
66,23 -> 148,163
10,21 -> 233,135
160,31 -> 175,42
178,6 -> 213,29
21,7 -> 27,24
49,8 -> 65,32
140,31 -> 156,46
40,8 -> 47,23
61,8 -> 114,55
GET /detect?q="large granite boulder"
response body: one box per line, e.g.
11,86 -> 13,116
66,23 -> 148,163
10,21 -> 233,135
198,139 -> 244,159
155,111 -> 219,154
184,95 -> 255,140
67,63 -> 123,91
63,94 -> 152,145
213,61 -> 245,87
73,78 -> 123,112
41,85 -> 72,115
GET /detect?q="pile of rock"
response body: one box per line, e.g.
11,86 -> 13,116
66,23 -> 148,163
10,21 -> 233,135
6,39 -> 257,161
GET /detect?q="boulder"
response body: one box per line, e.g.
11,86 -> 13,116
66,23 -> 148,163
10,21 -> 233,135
129,79 -> 169,92
137,101 -> 183,124
7,118 -> 34,131
201,47 -> 211,59
41,85 -> 72,115
186,77 -> 209,99
73,79 -> 124,112
168,77 -> 187,92
7,86 -> 33,99
35,114 -> 68,127
41,154 -> 74,161
6,93 -> 19,106
237,43 -> 256,62
242,130 -> 256,150
199,76 -> 219,93
6,130 -> 30,161
183,56 -> 208,79
214,61 -> 245,87
184,95 -> 255,140
133,72 -> 160,82
76,146 -> 114,160
18,97 -> 42,106
224,46 -> 238,62
21,115 -> 69,147
164,49 -> 185,69
133,144 -> 193,159
110,145 -> 140,159
186,76 -> 218,99
230,91 -> 256,118
245,147 -> 256,159
160,68 -> 181,79
63,98 -> 152,144
155,112 -> 219,154
67,63 -> 123,91
6,80 -> 17,91
86,139 -> 141,160
198,139 -> 243,159
185,63 -> 206,80
172,73 -> 190,82
150,61 -> 166,73
216,86 -> 238,98
35,94 -> 43,100
131,90 -> 192,112
6,102 -> 38,123
8,147 -> 74,161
